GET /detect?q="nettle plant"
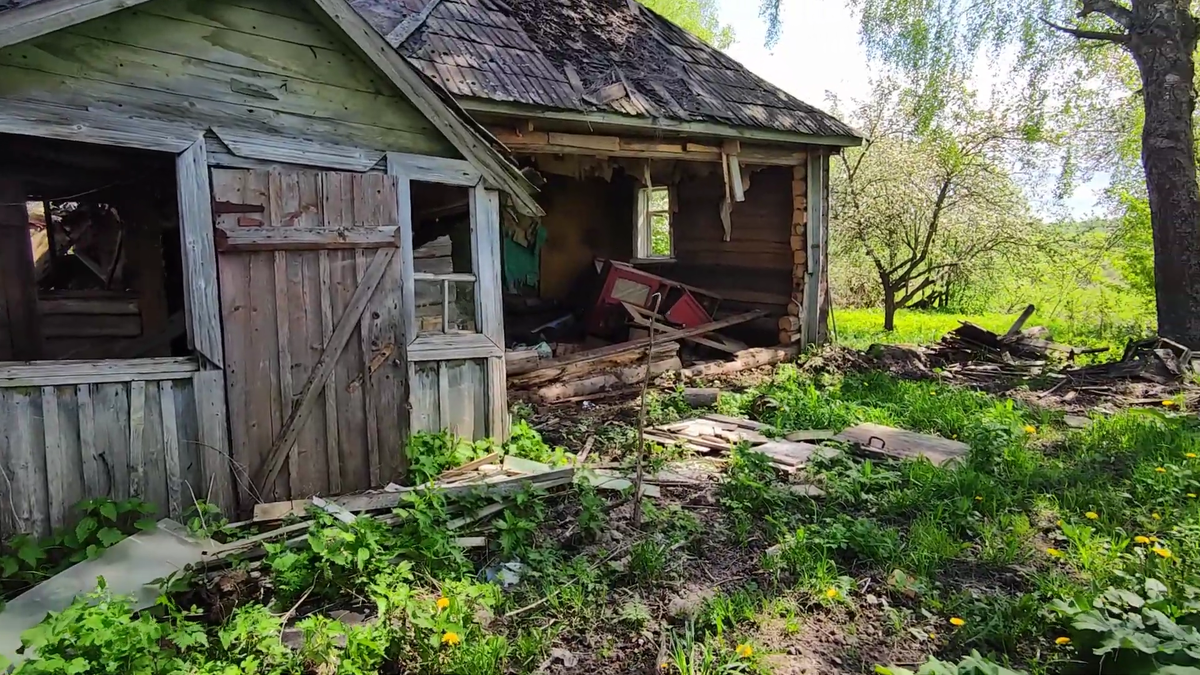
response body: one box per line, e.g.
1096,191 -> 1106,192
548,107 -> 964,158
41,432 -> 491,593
1053,576 -> 1200,673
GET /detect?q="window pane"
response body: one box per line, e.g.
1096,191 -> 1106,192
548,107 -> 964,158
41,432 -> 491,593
650,213 -> 672,257
416,278 -> 477,335
649,187 -> 670,212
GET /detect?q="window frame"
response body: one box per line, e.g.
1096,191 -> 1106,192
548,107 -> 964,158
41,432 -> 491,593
634,185 -> 674,262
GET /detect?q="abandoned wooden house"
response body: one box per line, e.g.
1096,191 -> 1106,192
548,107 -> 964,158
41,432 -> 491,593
350,0 -> 862,352
0,0 -> 540,537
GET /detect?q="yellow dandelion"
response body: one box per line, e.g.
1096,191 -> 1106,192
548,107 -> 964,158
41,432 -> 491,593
660,663 -> 670,670
736,644 -> 753,658
441,631 -> 461,646
1056,636 -> 1071,645
1134,536 -> 1151,544
1152,547 -> 1173,559
1150,536 -> 1161,543
436,597 -> 450,611
1186,453 -> 1197,459
1046,548 -> 1064,558
928,632 -> 938,640
1163,400 -> 1177,407
975,496 -> 983,502
1156,467 -> 1168,473
1024,425 -> 1037,435
1085,511 -> 1099,520
949,617 -> 966,627
1188,494 -> 1197,499
1152,512 -> 1162,520
825,587 -> 839,599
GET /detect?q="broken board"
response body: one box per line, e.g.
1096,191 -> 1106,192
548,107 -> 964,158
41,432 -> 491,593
834,423 -> 969,467
647,415 -> 840,473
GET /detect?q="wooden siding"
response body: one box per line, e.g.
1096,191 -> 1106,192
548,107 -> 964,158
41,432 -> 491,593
410,359 -> 489,441
0,368 -> 207,539
0,0 -> 458,158
212,168 -> 407,505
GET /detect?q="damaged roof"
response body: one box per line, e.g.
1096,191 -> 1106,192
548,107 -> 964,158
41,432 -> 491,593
348,0 -> 860,142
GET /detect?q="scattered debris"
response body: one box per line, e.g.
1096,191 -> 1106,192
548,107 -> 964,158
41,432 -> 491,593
1063,337 -> 1194,386
646,414 -> 841,475
834,423 -> 969,467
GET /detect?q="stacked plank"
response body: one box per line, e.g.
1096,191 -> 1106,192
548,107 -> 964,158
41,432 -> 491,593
646,414 -> 840,474
781,163 -> 807,345
512,341 -> 682,403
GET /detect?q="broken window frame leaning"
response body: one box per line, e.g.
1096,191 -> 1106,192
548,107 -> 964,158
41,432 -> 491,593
634,185 -> 674,261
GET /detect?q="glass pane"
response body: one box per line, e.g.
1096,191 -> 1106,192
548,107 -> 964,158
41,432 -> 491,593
649,187 -> 670,212
415,278 -> 477,335
650,213 -> 672,257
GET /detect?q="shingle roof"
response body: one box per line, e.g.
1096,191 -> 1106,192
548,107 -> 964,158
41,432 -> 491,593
348,0 -> 860,141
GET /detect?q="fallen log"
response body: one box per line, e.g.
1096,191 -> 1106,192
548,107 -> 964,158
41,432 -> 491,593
680,346 -> 800,380
681,387 -> 720,407
534,356 -> 682,403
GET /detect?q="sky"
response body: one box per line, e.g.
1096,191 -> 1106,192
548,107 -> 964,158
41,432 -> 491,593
712,0 -> 1108,219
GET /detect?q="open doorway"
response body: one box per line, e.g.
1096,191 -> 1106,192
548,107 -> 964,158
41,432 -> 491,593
0,134 -> 186,362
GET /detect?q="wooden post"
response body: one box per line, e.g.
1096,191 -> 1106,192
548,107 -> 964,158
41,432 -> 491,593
0,178 -> 42,360
782,162 -> 807,346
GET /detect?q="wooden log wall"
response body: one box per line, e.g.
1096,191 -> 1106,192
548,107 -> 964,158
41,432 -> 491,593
0,0 -> 458,158
0,361 -> 215,539
782,163 -> 808,345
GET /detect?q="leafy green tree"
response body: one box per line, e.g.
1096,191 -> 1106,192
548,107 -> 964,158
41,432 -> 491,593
831,83 -> 1036,330
762,0 -> 1200,348
640,0 -> 735,48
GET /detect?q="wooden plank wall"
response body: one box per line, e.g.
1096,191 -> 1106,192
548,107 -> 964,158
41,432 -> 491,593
0,0 -> 458,158
410,359 -> 489,441
0,376 -> 205,539
648,165 -> 799,321
212,168 -> 407,505
537,173 -> 636,300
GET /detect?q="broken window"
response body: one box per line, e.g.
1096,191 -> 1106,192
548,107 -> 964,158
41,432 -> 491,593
635,186 -> 673,260
411,181 -> 478,335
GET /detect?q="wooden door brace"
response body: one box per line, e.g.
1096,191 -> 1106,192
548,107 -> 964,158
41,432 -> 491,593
255,247 -> 398,489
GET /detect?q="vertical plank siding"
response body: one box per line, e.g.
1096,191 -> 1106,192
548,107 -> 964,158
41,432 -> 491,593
0,376 -> 206,539
213,168 -> 407,503
410,359 -> 490,440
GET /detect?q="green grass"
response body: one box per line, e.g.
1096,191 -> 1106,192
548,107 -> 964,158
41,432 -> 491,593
833,308 -> 1153,358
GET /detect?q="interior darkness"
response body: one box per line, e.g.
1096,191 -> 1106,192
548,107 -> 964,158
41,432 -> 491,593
0,134 -> 185,361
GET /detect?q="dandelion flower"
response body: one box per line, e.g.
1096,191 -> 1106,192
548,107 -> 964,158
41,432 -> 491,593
1156,467 -> 1168,473
441,631 -> 461,646
825,587 -> 839,599
1152,512 -> 1162,520
949,617 -> 966,627
1134,536 -> 1151,545
1085,511 -> 1099,520
736,644 -> 753,658
660,663 -> 670,670
1152,547 -> 1173,559
975,496 -> 983,502
928,632 -> 938,640
436,597 -> 450,611
1163,400 -> 1177,407
1056,636 -> 1071,645
1187,453 -> 1197,459
1024,425 -> 1037,435
1189,494 -> 1197,499
1046,548 -> 1064,558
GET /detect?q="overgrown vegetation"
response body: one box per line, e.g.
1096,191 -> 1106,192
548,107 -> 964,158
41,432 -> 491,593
8,364 -> 1200,674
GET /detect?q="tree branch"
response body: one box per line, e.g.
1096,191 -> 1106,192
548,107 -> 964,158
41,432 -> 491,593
1078,0 -> 1133,29
1041,18 -> 1128,44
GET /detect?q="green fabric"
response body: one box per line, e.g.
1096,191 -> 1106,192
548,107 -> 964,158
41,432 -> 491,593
503,225 -> 546,294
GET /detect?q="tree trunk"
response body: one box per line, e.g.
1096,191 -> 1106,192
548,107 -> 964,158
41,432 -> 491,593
883,289 -> 897,332
1129,0 -> 1200,347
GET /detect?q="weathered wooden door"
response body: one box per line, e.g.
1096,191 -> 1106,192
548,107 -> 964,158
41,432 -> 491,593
212,168 -> 406,504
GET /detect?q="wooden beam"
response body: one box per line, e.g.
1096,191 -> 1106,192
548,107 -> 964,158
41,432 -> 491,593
0,178 -> 42,360
387,152 -> 481,187
214,226 -> 401,252
515,311 -> 765,374
0,100 -> 202,153
0,357 -> 199,388
255,247 -> 397,490
489,127 -> 808,166
176,140 -> 225,367
210,127 -> 384,173
0,0 -> 156,49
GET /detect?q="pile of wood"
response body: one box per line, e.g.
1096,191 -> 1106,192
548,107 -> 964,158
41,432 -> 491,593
1062,337 -> 1194,387
507,310 -> 803,404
